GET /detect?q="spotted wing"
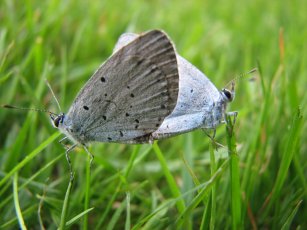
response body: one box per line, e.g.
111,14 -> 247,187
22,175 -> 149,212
113,32 -> 226,140
66,30 -> 179,143
113,32 -> 221,113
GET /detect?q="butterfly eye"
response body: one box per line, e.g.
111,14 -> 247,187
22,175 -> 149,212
55,117 -> 61,127
222,89 -> 234,102
50,114 -> 64,128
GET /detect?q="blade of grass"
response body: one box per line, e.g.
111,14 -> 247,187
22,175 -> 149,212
200,141 -> 217,230
135,182 -> 211,230
13,172 -> 27,230
95,145 -> 141,229
66,207 -> 95,227
200,196 -> 212,230
225,114 -> 242,230
125,192 -> 131,230
210,141 -> 217,229
59,178 -> 74,230
182,133 -> 194,229
3,113 -> 33,171
124,145 -> 141,178
281,200 -> 302,230
262,108 -> 303,217
38,184 -> 47,230
106,195 -> 127,230
0,205 -> 38,229
176,159 -> 229,227
0,154 -> 63,210
0,132 -> 61,187
132,200 -> 172,230
182,133 -> 195,203
152,142 -> 185,214
83,149 -> 92,230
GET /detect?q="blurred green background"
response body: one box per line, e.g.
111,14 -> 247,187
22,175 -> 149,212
0,0 -> 306,229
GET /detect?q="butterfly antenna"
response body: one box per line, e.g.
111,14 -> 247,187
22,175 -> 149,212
2,104 -> 58,116
44,78 -> 62,112
225,68 -> 257,89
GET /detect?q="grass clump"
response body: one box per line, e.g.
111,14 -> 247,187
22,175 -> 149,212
0,0 -> 306,229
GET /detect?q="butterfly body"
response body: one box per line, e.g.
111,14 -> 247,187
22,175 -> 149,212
152,56 -> 232,139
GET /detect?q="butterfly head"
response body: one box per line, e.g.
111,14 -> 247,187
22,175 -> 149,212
221,81 -> 235,102
50,113 -> 65,128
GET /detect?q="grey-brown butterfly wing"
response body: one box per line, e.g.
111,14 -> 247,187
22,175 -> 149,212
63,30 -> 179,144
113,33 -> 139,54
113,33 -> 228,139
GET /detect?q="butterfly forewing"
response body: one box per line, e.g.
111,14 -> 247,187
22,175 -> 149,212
113,32 -> 231,141
65,30 -> 179,143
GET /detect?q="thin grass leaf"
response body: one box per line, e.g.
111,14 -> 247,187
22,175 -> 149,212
0,154 -> 62,209
38,185 -> 47,230
106,197 -> 127,230
0,132 -> 61,187
124,145 -> 141,178
0,205 -> 37,229
59,178 -> 74,230
210,141 -> 217,230
133,198 -> 177,230
134,182 -> 213,229
176,159 -> 229,227
2,113 -> 33,171
281,200 -> 303,230
65,207 -> 95,227
225,114 -> 242,230
200,141 -> 216,230
125,192 -> 131,230
264,108 -> 303,216
13,173 -> 27,230
83,150 -> 92,230
1,1 -> 306,228
152,142 -> 186,214
95,181 -> 121,230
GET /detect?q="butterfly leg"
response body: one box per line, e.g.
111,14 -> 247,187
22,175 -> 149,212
83,145 -> 94,169
204,128 -> 225,149
59,136 -> 71,150
65,143 -> 77,181
59,136 -> 68,143
225,111 -> 238,125
204,128 -> 216,141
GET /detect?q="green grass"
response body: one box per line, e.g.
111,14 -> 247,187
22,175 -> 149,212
0,0 -> 306,229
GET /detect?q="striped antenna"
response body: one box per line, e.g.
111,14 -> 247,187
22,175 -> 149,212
224,68 -> 257,89
45,78 -> 62,112
2,79 -> 61,116
2,104 -> 58,116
